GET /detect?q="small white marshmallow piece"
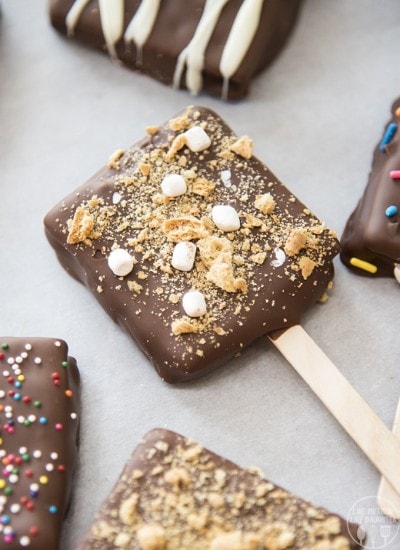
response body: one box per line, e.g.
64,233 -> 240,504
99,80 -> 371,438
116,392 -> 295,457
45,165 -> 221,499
161,173 -> 187,197
171,242 -> 197,272
182,290 -> 207,318
211,205 -> 240,232
184,126 -> 211,152
108,248 -> 135,277
112,191 -> 122,204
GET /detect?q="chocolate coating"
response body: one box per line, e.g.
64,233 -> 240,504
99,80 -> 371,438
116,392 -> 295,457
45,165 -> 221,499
340,97 -> 400,279
0,337 -> 80,549
49,0 -> 302,100
44,106 -> 339,383
76,428 -> 362,549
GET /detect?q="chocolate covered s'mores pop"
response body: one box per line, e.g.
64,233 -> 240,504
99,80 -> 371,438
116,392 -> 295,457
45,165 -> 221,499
75,429 -> 363,549
44,106 -> 338,383
44,106 -> 400,496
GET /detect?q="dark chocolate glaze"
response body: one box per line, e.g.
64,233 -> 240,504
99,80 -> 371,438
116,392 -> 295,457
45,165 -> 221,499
0,337 -> 80,549
44,106 -> 339,383
76,428 -> 363,549
49,0 -> 302,100
340,97 -> 400,279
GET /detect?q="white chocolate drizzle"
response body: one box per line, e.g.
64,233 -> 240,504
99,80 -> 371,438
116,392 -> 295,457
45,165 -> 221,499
173,0 -> 230,95
219,0 -> 264,99
64,0 -> 265,96
124,0 -> 161,66
98,0 -> 125,58
65,0 -> 91,36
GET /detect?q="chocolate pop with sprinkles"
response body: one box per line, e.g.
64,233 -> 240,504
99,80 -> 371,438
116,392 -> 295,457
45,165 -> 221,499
341,97 -> 400,281
0,337 -> 80,549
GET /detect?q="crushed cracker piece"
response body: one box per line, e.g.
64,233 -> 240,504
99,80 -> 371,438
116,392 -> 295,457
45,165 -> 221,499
230,135 -> 254,159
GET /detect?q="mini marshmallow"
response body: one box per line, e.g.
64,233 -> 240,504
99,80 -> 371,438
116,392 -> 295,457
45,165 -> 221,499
108,248 -> 135,276
182,290 -> 207,318
270,247 -> 286,268
161,173 -> 187,197
112,192 -> 122,204
184,126 -> 211,152
172,242 -> 197,272
211,205 -> 240,232
220,169 -> 232,187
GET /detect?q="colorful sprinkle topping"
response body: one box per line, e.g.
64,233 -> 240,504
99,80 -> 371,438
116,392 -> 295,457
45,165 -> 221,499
390,170 -> 400,180
385,205 -> 398,218
380,122 -> 398,151
349,257 -> 378,274
0,339 -> 79,546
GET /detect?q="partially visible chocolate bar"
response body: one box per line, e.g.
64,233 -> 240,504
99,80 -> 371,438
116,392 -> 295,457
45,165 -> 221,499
0,337 -> 80,549
44,106 -> 339,383
49,0 -> 303,100
76,428 -> 363,549
341,97 -> 400,281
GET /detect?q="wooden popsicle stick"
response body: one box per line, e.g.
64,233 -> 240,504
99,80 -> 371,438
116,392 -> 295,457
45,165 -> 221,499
268,325 -> 400,498
377,396 -> 400,518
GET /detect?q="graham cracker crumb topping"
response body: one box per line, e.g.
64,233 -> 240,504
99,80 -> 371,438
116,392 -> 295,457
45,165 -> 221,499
83,431 -> 353,549
61,106 -> 337,371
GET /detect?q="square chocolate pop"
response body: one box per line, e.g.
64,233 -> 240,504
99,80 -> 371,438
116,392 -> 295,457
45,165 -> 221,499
44,106 -> 339,383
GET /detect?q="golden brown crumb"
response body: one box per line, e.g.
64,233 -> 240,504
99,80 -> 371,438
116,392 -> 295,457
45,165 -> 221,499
169,114 -> 190,132
145,125 -> 159,136
107,149 -> 125,169
284,228 -> 308,256
255,193 -> 276,215
171,319 -> 199,336
67,207 -> 95,244
166,134 -> 187,161
136,524 -> 166,550
230,135 -> 254,159
298,256 -> 316,279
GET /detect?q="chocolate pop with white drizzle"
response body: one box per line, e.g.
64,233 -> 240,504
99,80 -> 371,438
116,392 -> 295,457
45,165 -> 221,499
49,0 -> 303,100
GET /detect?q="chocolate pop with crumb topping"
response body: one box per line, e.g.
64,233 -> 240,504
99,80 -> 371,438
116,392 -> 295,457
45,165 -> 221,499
49,0 -> 303,100
44,106 -> 339,383
0,337 -> 80,549
341,97 -> 400,282
75,428 -> 362,549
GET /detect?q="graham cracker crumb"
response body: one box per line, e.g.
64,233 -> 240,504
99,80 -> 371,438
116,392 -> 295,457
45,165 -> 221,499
284,228 -> 308,257
136,524 -> 166,550
67,207 -> 96,244
146,125 -> 159,136
255,193 -> 276,215
107,149 -> 125,169
230,135 -> 254,159
166,134 -> 187,161
169,114 -> 190,132
171,319 -> 199,335
298,256 -> 316,280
